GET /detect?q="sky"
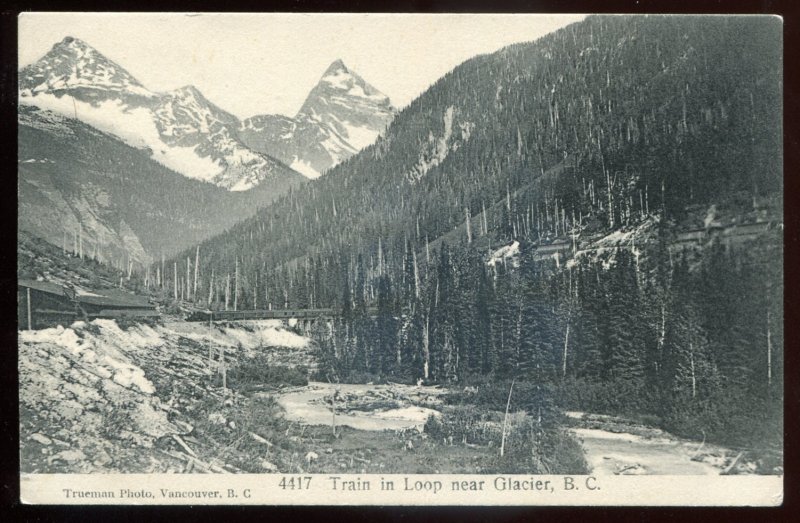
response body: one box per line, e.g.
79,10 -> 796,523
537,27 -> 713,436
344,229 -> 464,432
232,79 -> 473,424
19,13 -> 585,119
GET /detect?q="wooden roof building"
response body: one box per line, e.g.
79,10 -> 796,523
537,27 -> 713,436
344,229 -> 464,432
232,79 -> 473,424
18,279 -> 158,330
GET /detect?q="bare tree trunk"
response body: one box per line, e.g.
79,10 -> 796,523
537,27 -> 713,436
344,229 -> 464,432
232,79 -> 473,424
767,310 -> 772,387
465,207 -> 472,244
422,314 -> 430,380
605,169 -> 614,228
26,287 -> 32,330
653,302 -> 667,375
500,379 -> 515,458
425,235 -> 430,263
225,273 -> 230,311
253,272 -> 258,310
234,259 -> 239,311
689,343 -> 696,399
186,257 -> 192,301
562,321 -> 570,378
173,262 -> 178,301
331,390 -> 337,437
193,246 -> 200,301
208,268 -> 215,308
413,251 -> 420,298
377,238 -> 383,277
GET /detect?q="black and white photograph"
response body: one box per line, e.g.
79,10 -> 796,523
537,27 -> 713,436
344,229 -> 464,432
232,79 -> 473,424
16,12 -> 783,505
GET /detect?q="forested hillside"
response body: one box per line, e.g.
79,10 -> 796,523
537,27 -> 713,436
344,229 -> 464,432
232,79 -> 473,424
156,16 -> 782,448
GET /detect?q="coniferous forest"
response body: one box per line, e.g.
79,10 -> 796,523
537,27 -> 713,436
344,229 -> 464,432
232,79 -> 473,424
148,16 -> 782,451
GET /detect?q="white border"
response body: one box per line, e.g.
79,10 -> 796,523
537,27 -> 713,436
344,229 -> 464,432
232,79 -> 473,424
21,473 -> 783,506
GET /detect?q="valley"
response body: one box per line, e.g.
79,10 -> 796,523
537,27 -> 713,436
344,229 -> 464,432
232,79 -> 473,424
17,14 -> 783,481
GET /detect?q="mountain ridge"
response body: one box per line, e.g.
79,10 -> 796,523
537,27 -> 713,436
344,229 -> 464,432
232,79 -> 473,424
20,39 -> 395,186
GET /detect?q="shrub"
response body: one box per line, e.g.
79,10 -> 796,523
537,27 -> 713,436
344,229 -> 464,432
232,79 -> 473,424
226,355 -> 308,392
487,419 -> 589,475
425,407 -> 589,475
424,406 -> 501,445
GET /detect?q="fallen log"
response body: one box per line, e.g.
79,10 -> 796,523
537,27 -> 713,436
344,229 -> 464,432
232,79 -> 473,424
174,449 -> 231,474
250,432 -> 274,447
159,449 -> 212,473
614,464 -> 642,475
689,430 -> 706,460
172,434 -> 197,457
721,452 -> 744,475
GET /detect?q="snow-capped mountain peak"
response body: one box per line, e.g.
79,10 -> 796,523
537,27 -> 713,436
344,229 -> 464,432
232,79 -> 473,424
237,60 -> 395,179
19,37 -> 301,192
156,85 -> 238,138
20,36 -> 153,100
299,59 -> 392,120
19,39 -> 394,188
323,58 -> 347,74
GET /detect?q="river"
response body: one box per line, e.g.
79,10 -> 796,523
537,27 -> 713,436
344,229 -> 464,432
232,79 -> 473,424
275,384 -> 737,475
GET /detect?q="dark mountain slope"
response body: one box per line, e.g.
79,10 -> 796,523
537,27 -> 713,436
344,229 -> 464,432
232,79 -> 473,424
18,105 -> 306,266
169,15 -> 781,308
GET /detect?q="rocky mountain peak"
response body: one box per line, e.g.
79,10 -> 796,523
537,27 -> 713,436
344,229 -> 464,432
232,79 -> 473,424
20,36 -> 150,97
323,58 -> 348,75
298,59 -> 392,119
238,60 -> 396,179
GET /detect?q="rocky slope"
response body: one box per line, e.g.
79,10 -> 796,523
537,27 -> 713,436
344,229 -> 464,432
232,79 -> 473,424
19,318 -> 317,473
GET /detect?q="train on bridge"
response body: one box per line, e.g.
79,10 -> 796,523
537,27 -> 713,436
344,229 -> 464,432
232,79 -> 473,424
187,308 -> 337,322
186,307 -> 381,335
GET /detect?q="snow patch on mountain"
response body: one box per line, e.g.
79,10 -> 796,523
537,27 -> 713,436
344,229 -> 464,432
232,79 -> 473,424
406,106 -> 474,183
567,218 -> 656,269
488,241 -> 520,268
321,68 -> 353,89
20,37 -> 154,100
19,93 -> 223,182
290,157 -> 321,179
19,37 -> 299,192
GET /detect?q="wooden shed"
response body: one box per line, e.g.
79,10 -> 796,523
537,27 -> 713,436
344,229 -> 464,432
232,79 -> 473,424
18,279 -> 159,330
75,289 -> 159,320
18,279 -> 77,330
